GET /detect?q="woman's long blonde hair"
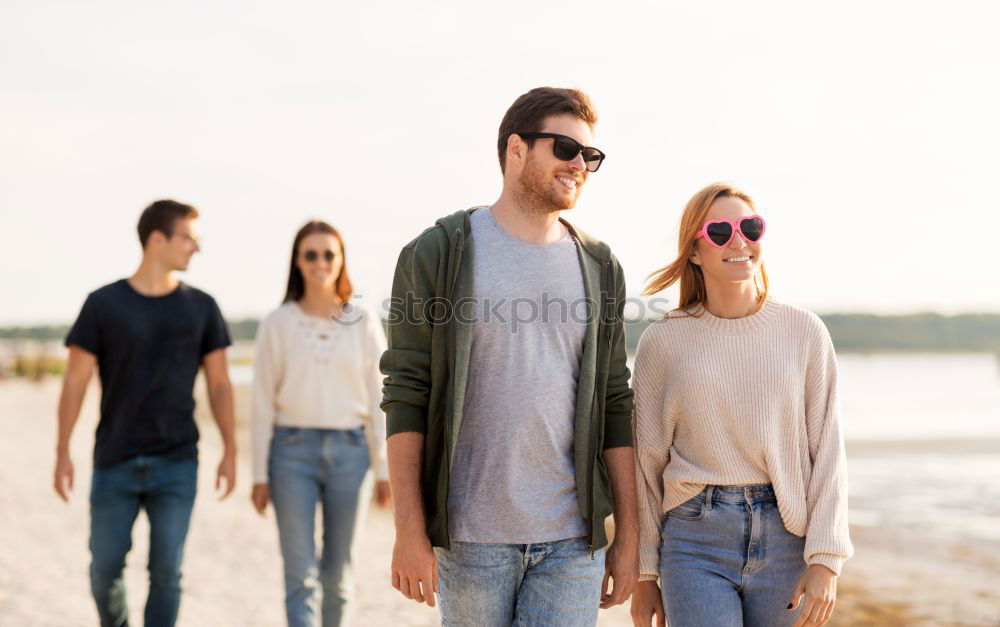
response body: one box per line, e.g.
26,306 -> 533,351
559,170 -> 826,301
643,182 -> 769,314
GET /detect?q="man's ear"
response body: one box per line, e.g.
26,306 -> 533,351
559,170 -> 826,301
146,230 -> 167,249
507,133 -> 526,170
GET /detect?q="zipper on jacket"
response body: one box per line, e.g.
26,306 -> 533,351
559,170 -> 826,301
587,366 -> 600,555
606,261 -> 613,350
448,228 -> 464,298
445,227 -> 464,469
587,260 -> 611,554
442,225 -> 465,549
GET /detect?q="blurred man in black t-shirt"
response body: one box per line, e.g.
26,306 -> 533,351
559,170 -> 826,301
54,199 -> 236,627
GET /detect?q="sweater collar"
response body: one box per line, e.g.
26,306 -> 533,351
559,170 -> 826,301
687,297 -> 780,335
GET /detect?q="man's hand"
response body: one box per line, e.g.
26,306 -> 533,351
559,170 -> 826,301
790,564 -> 838,626
202,347 -> 236,501
374,480 -> 392,508
386,433 -> 434,605
251,483 -> 269,515
53,452 -> 74,502
55,345 -> 95,503
391,530 -> 438,607
630,580 -> 665,627
600,446 -> 640,609
216,451 -> 236,500
601,532 -> 638,608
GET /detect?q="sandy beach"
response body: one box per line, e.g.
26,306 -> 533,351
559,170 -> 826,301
2,378 -> 998,626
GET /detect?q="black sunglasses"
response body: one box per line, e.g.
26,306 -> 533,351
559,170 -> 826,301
302,249 -> 335,263
517,132 -> 606,172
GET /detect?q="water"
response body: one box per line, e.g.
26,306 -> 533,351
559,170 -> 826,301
838,353 -> 1000,440
835,354 -> 1000,553
230,353 -> 1000,549
231,352 -> 1000,443
615,352 -> 1000,440
230,363 -> 254,386
847,445 -> 1000,546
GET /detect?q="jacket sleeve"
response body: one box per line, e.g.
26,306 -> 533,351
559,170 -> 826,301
379,237 -> 440,436
603,256 -> 634,449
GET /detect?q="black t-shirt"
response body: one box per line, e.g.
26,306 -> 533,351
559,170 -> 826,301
66,279 -> 232,468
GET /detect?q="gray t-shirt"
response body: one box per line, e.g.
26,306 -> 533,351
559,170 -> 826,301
447,207 -> 588,543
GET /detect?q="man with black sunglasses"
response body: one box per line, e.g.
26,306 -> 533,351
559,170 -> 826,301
381,87 -> 638,625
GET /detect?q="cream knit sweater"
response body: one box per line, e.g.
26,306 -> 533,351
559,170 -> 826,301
633,298 -> 853,581
250,302 -> 389,485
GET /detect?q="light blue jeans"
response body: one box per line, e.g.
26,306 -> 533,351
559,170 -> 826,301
269,427 -> 372,627
659,484 -> 807,627
435,537 -> 605,627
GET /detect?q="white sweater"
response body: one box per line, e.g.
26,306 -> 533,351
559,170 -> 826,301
250,301 -> 389,484
633,298 -> 853,581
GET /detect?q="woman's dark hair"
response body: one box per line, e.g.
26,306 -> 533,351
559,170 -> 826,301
283,220 -> 352,304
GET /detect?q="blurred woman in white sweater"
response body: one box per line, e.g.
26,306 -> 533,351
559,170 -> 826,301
629,184 -> 852,627
250,220 -> 390,627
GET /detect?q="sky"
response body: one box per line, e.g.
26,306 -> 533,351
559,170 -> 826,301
1,1 -> 998,325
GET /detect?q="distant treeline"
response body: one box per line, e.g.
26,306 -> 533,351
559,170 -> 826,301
0,320 -> 262,345
4,313 -> 1000,354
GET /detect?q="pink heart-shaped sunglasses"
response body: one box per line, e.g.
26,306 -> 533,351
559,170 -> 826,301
696,215 -> 766,248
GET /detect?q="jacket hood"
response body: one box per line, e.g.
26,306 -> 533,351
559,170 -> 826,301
436,207 -> 612,263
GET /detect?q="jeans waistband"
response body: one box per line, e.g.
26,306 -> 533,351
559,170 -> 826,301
698,484 -> 775,506
273,425 -> 365,434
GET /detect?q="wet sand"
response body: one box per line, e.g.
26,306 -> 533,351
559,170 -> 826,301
1,379 -> 995,625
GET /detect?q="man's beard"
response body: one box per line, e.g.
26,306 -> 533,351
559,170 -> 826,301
513,156 -> 580,215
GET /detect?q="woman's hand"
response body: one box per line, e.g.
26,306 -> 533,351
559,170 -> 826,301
790,564 -> 838,626
251,483 -> 270,516
374,480 -> 392,508
629,580 -> 665,627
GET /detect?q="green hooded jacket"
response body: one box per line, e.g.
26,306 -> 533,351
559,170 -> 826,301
379,207 -> 634,550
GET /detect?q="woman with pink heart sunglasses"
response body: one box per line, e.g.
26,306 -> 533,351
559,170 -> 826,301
629,183 -> 853,627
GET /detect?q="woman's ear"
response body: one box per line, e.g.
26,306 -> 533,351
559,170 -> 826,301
687,236 -> 706,266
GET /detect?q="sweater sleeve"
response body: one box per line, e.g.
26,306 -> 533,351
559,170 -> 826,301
250,313 -> 283,485
363,307 -> 390,481
802,319 -> 854,575
632,326 -> 673,582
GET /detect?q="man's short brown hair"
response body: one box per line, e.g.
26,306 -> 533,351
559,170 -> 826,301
497,87 -> 598,174
137,199 -> 199,248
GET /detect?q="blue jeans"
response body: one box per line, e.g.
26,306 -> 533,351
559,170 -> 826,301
269,427 -> 372,627
435,537 -> 605,627
659,484 -> 807,627
89,455 -> 198,627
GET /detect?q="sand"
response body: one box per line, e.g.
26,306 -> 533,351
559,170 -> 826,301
1,379 -> 996,626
